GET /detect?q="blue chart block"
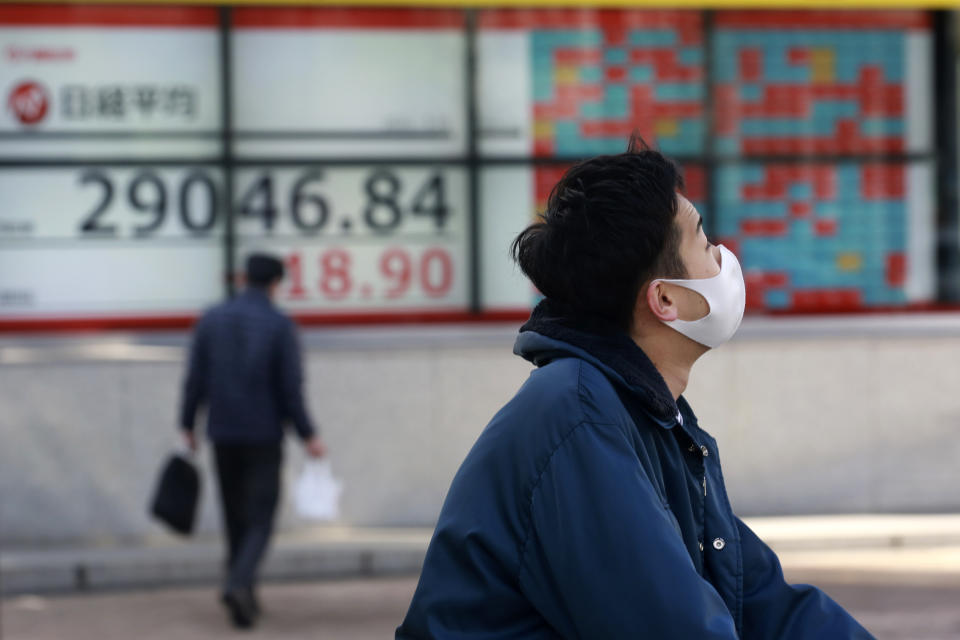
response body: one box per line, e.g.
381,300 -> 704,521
744,165 -> 765,183
606,84 -> 628,105
580,65 -> 604,83
580,101 -> 605,119
740,201 -> 788,219
765,289 -> 791,309
599,137 -> 624,154
655,83 -> 702,101
543,30 -> 603,49
740,83 -> 763,102
791,219 -> 814,241
604,48 -> 628,65
555,121 -> 580,145
712,47 -> 737,83
630,66 -> 654,83
860,118 -> 905,137
788,266 -> 813,288
533,79 -> 555,102
681,118 -> 705,139
741,118 -> 809,137
679,46 -> 703,66
789,182 -> 813,200
715,136 -> 739,154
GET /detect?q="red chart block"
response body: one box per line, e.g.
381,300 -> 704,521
764,271 -> 790,288
554,48 -> 603,65
812,165 -> 837,200
788,48 -> 810,65
741,219 -> 789,236
605,66 -> 628,83
715,237 -> 741,258
861,165 -> 905,199
739,48 -> 762,82
580,120 -> 634,138
682,165 -> 706,202
886,252 -> 907,287
653,49 -> 680,81
813,219 -> 838,236
791,289 -> 863,311
652,102 -> 702,118
744,272 -> 768,311
789,201 -> 812,218
603,26 -> 627,46
533,102 -> 579,120
534,165 -> 570,204
533,139 -> 555,158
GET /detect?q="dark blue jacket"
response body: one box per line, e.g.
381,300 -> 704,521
180,288 -> 316,444
398,302 -> 873,639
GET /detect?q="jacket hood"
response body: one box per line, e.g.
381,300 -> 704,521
513,299 -> 680,425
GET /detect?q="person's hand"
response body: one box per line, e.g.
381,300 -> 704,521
305,436 -> 327,459
182,430 -> 198,453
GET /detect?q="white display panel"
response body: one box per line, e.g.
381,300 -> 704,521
477,29 -> 532,157
232,8 -> 466,159
906,162 -> 936,302
479,167 -> 536,311
236,165 -> 469,313
0,6 -> 221,159
0,166 -> 223,318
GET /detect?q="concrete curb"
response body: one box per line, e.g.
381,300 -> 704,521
4,515 -> 960,596
1,528 -> 431,596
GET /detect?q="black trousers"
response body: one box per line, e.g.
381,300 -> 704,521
214,443 -> 282,592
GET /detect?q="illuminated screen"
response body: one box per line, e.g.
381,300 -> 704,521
0,6 -> 940,328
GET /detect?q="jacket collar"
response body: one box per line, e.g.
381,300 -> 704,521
240,287 -> 274,306
514,299 -> 682,427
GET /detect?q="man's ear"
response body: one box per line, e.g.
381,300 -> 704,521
645,280 -> 679,322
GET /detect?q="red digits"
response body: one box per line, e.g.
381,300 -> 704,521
380,248 -> 412,299
285,252 -> 306,300
319,249 -> 352,299
421,248 -> 453,298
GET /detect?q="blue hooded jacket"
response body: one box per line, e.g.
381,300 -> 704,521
398,302 -> 873,639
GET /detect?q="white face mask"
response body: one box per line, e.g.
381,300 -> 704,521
653,245 -> 746,349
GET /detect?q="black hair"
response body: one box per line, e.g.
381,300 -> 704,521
246,253 -> 285,288
511,134 -> 687,332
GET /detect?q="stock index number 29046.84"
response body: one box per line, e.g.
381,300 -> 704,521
75,167 -> 451,238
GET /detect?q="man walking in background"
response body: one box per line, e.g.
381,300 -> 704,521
180,253 -> 326,630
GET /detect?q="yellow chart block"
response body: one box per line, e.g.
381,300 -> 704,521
554,65 -> 579,86
655,118 -> 679,138
836,252 -> 864,272
811,48 -> 835,84
534,120 -> 555,140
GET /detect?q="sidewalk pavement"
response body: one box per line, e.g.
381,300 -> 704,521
3,514 -> 960,596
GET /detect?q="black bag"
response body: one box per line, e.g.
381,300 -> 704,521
149,453 -> 200,535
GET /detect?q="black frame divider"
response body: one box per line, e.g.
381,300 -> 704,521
934,10 -> 960,303
219,6 -> 236,300
465,9 -> 482,314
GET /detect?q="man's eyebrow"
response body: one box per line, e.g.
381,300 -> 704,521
696,215 -> 703,232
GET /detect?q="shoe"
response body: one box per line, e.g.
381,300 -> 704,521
222,588 -> 257,629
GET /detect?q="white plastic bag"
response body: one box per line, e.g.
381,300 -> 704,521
294,460 -> 343,521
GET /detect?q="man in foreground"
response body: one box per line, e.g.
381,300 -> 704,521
398,138 -> 873,638
180,253 -> 326,629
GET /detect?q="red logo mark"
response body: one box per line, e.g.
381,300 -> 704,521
8,81 -> 50,125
